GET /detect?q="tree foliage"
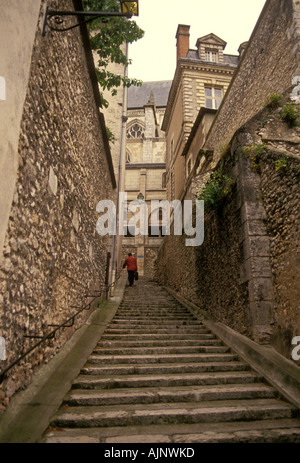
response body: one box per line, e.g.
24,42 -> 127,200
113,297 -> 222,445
83,0 -> 144,107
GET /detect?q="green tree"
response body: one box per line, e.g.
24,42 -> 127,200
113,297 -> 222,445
83,0 -> 144,107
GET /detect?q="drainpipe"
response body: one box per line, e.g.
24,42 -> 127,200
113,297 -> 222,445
110,42 -> 128,296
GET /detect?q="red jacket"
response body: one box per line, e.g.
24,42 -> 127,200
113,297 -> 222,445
123,256 -> 137,271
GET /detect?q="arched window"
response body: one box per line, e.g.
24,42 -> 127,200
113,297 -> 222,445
127,122 -> 145,139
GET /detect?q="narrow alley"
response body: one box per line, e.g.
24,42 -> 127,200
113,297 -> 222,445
40,278 -> 300,443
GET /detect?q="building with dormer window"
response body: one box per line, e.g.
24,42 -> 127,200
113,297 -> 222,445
162,26 -> 244,203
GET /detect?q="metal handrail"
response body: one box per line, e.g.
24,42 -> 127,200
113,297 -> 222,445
0,268 -> 123,384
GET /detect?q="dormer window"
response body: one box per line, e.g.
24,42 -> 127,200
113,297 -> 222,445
205,50 -> 218,62
196,34 -> 226,64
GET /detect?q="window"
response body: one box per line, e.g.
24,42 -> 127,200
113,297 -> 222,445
205,50 -> 218,62
205,87 -> 223,109
127,123 -> 144,139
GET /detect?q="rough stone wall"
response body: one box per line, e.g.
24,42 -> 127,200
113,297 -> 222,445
155,92 -> 300,359
0,0 -> 42,259
144,247 -> 160,279
232,92 -> 300,356
261,152 -> 300,357
204,0 -> 300,160
0,0 -> 115,408
251,99 -> 300,357
155,176 -> 250,338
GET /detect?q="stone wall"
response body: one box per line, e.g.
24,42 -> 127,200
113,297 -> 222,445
155,94 -> 300,358
233,94 -> 300,356
256,107 -> 300,358
0,0 -> 42,260
155,167 -> 250,339
261,152 -> 300,357
0,0 -> 116,408
204,0 -> 300,160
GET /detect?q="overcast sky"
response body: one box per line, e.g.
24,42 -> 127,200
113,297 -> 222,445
127,0 -> 266,82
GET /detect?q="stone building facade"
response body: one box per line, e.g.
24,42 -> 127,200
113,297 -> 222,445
0,0 -> 116,407
121,81 -> 171,276
162,26 -> 242,203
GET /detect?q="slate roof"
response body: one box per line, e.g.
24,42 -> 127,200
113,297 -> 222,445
185,50 -> 239,67
128,81 -> 172,109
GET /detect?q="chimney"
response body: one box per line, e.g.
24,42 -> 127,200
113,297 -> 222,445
176,24 -> 190,62
238,41 -> 249,58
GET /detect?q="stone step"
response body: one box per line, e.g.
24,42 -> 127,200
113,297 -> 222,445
64,383 -> 277,407
92,345 -> 230,356
119,308 -> 190,312
112,315 -> 198,321
109,320 -> 203,326
118,307 -> 188,312
97,339 -> 223,347
119,304 -> 185,307
104,327 -> 211,334
44,419 -> 300,443
101,333 -> 216,340
72,371 -> 264,390
118,304 -> 187,308
41,278 -> 300,443
81,361 -> 251,376
87,352 -> 239,365
50,399 -> 298,429
117,304 -> 189,309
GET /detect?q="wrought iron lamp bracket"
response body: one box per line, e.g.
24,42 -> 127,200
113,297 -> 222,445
43,7 -> 133,35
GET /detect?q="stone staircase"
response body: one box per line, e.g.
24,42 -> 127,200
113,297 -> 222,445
43,278 -> 300,443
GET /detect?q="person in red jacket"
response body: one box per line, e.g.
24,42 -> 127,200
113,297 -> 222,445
123,253 -> 138,286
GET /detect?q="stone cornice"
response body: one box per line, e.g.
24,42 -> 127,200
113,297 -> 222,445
162,59 -> 236,133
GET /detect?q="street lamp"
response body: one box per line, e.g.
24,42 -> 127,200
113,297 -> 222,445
120,1 -> 139,16
43,0 -> 139,35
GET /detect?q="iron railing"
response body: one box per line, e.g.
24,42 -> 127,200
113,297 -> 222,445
0,268 -> 123,384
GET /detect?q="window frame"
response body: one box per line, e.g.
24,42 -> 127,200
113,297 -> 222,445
204,86 -> 223,110
205,49 -> 218,63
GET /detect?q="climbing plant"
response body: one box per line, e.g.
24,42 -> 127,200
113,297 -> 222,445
198,170 -> 234,211
242,143 -> 267,172
280,103 -> 300,127
83,0 -> 144,107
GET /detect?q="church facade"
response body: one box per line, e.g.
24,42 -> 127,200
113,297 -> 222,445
122,81 -> 171,275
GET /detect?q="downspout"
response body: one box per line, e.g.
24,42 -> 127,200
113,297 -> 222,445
110,41 -> 128,295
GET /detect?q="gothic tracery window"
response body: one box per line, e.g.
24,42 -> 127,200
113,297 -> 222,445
127,122 -> 144,139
